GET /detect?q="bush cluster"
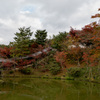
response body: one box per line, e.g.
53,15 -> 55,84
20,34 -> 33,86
48,61 -> 61,75
20,67 -> 31,75
67,67 -> 84,78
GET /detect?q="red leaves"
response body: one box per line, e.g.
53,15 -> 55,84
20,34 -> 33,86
96,46 -> 100,49
82,52 -> 89,64
54,51 -> 67,67
68,10 -> 100,67
0,47 -> 12,58
69,27 -> 79,38
1,61 -> 13,69
91,8 -> 100,18
17,59 -> 34,67
31,43 -> 38,48
30,44 -> 43,54
82,52 -> 98,67
91,14 -> 100,18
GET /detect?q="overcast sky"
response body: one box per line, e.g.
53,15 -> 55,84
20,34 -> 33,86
0,0 -> 100,45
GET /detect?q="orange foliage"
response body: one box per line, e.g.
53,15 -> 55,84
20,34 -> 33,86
54,51 -> 67,68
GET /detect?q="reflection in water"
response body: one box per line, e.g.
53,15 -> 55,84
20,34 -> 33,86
0,78 -> 100,100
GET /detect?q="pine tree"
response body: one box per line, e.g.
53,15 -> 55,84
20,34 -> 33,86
11,27 -> 33,57
35,30 -> 47,45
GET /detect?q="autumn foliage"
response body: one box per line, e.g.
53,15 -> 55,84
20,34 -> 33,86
54,51 -> 67,68
0,8 -> 100,74
0,47 -> 12,58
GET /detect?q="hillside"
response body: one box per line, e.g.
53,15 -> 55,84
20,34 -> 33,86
0,9 -> 100,83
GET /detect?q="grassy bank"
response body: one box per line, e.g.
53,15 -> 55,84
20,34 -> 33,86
0,66 -> 100,84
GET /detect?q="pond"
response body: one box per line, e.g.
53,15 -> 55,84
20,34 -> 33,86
0,78 -> 100,100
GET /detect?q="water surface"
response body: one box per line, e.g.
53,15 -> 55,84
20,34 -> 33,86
0,78 -> 100,100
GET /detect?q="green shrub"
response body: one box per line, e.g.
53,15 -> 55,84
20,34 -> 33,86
9,70 -> 14,74
32,62 -> 36,68
44,57 -> 61,75
66,77 -> 74,80
51,32 -> 67,51
49,61 -> 61,75
20,67 -> 31,75
50,66 -> 61,75
0,70 -> 2,75
67,67 -> 84,78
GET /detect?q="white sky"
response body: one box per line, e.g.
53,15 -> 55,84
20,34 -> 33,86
0,0 -> 100,45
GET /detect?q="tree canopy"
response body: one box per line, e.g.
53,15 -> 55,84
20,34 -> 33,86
11,27 -> 33,57
35,30 -> 47,45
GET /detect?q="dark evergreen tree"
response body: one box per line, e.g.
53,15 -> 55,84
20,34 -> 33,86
35,30 -> 47,45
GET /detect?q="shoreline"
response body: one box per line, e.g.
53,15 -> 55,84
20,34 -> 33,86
0,75 -> 100,84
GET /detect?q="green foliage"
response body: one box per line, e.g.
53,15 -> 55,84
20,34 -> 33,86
9,70 -> 14,74
14,27 -> 33,42
66,77 -> 74,80
51,32 -> 67,50
0,70 -> 1,75
20,67 -> 31,75
92,66 -> 100,80
10,27 -> 33,57
82,66 -> 100,81
49,65 -> 61,75
53,32 -> 67,42
48,61 -> 61,75
32,62 -> 36,68
0,44 -> 8,48
33,53 -> 61,75
44,54 -> 61,75
35,30 -> 47,45
67,67 -> 84,78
